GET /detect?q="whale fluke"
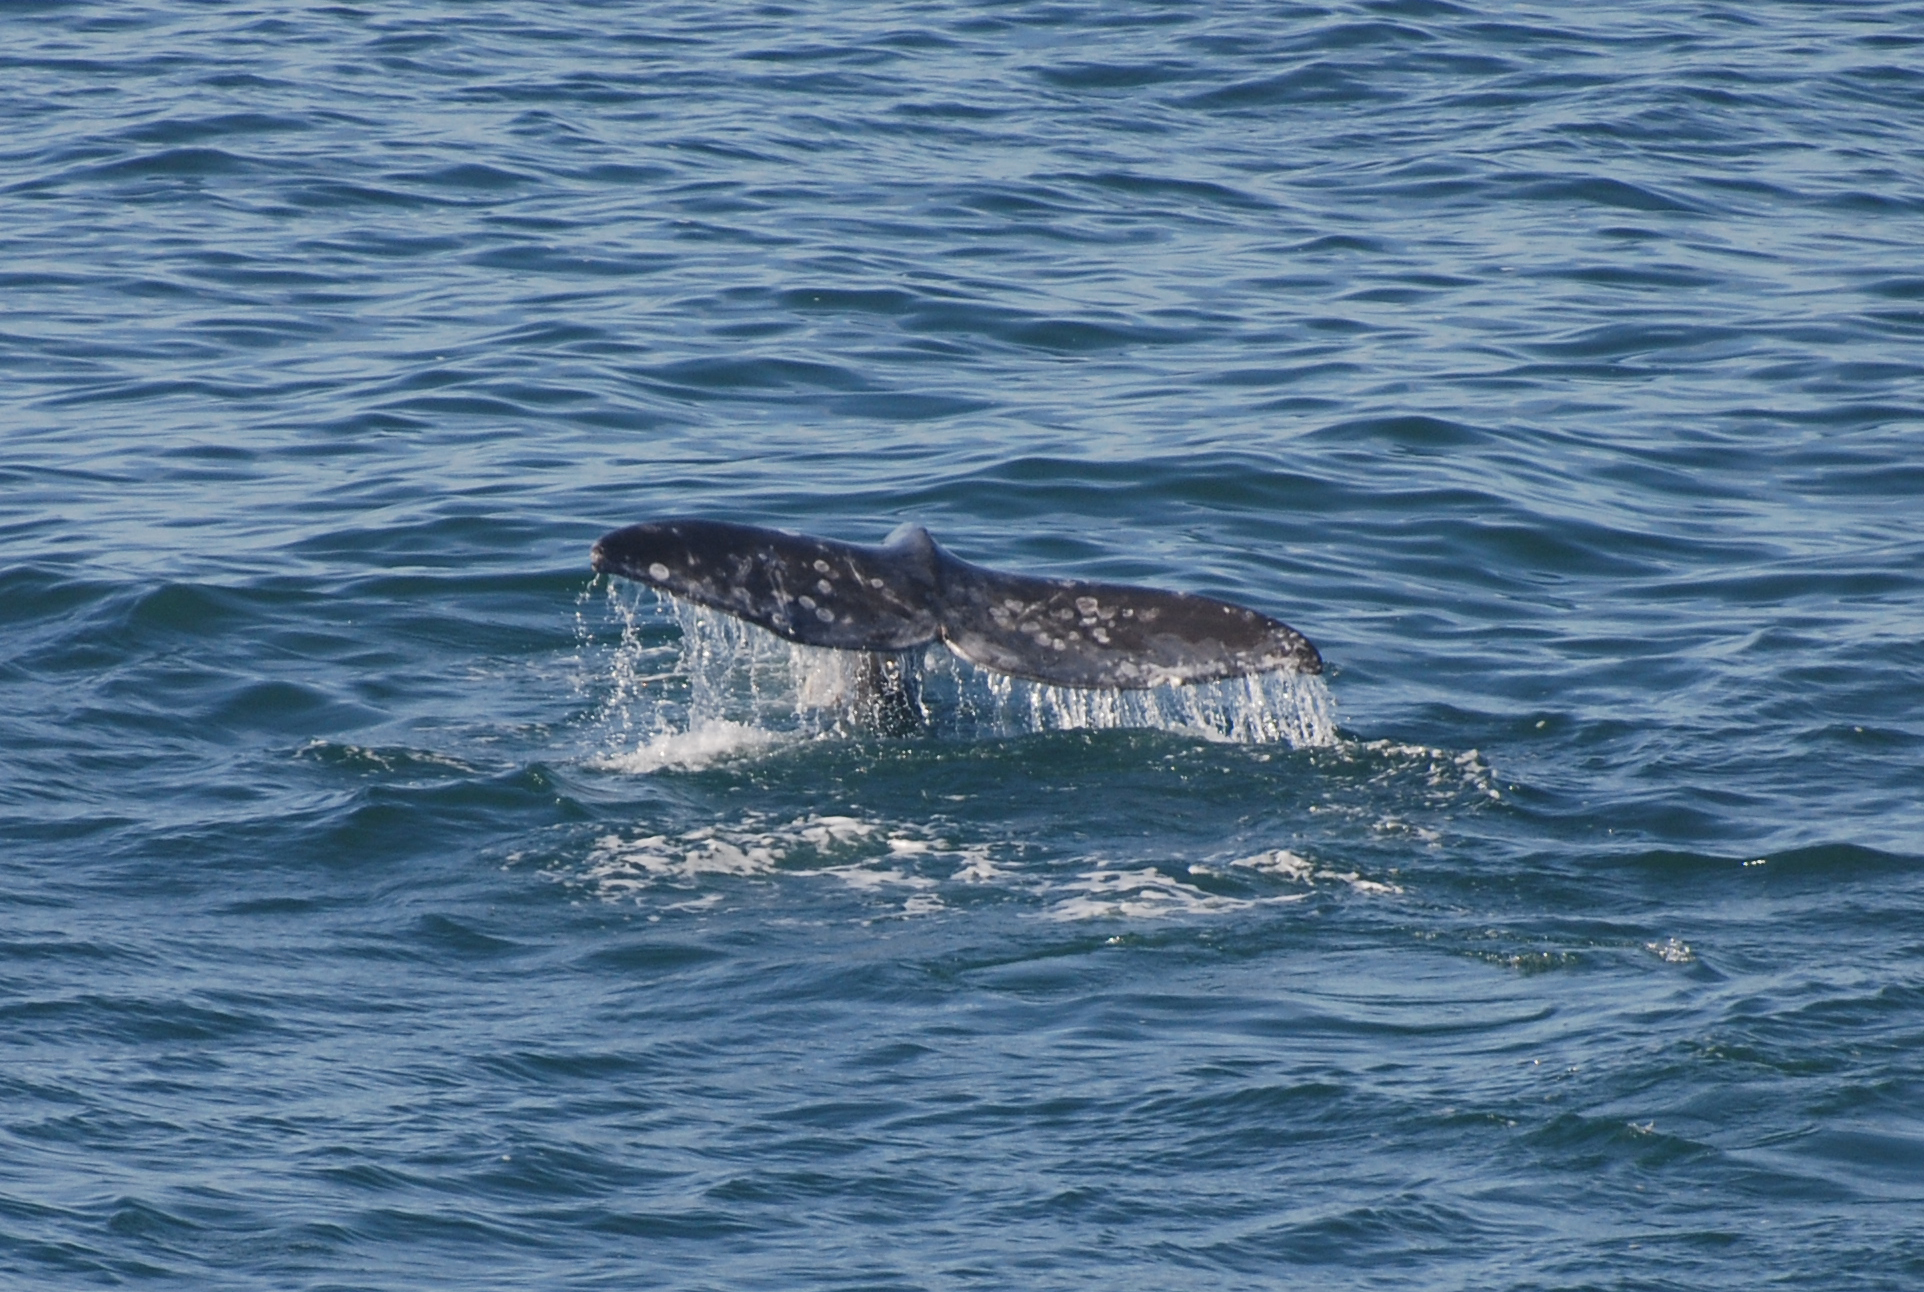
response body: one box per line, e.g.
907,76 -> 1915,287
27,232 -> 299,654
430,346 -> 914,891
590,519 -> 1321,689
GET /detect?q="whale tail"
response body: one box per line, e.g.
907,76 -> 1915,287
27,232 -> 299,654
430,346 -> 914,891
590,519 -> 1321,692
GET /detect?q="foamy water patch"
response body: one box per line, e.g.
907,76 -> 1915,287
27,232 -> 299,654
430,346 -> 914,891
1351,741 -> 1502,803
1045,848 -> 1403,921
564,813 -> 1017,917
1645,937 -> 1695,964
1047,866 -> 1298,921
1291,740 -> 1506,843
587,719 -> 787,773
561,810 -> 1404,925
1230,848 -> 1405,895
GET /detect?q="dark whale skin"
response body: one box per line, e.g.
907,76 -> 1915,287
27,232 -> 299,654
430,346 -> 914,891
591,519 -> 1321,689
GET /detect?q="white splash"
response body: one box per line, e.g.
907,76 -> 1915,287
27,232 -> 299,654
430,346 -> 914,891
1230,848 -> 1405,895
1645,937 -> 1694,964
580,814 -> 874,888
589,719 -> 784,774
1047,866 -> 1303,921
570,813 -> 998,918
942,656 -> 1338,746
584,582 -> 1339,769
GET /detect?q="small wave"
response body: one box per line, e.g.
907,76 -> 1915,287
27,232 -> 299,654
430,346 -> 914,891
296,740 -> 483,777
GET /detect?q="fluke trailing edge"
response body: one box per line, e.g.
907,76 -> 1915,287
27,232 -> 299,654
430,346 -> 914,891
591,518 -> 1321,689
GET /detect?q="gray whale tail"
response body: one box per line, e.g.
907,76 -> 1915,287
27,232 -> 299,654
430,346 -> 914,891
590,518 -> 1322,690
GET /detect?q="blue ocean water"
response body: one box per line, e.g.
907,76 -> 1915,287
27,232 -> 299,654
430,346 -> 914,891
4,1 -> 1923,1286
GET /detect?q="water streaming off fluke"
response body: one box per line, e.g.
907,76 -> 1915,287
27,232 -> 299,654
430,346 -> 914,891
585,584 -> 1338,770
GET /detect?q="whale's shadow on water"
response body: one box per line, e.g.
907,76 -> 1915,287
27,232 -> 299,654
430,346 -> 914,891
588,519 -> 1334,749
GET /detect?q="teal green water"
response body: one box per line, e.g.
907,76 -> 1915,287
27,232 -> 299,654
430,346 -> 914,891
4,3 -> 1922,1287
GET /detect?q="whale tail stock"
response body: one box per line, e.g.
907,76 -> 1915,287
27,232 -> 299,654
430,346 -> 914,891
589,518 -> 1322,695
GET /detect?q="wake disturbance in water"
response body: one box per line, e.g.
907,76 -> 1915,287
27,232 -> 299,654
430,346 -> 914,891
583,581 -> 1338,770
548,808 -> 1411,925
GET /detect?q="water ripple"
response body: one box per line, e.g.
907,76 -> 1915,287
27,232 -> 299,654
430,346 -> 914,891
5,1 -> 1924,1288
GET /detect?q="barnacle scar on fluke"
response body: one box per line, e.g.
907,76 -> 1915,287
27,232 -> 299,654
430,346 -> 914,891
591,518 -> 1322,733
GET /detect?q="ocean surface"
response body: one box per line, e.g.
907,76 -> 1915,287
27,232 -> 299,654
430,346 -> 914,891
5,2 -> 1923,1287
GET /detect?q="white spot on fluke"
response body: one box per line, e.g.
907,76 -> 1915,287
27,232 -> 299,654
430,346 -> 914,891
592,517 -> 1325,693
